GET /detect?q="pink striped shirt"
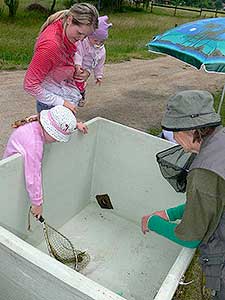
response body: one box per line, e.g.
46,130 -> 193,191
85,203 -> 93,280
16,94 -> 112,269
24,20 -> 78,106
3,122 -> 45,206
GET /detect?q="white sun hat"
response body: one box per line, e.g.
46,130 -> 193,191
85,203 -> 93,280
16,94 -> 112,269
40,106 -> 77,142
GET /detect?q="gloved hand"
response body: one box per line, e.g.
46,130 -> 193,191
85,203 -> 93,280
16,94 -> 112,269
166,204 -> 185,221
141,210 -> 168,234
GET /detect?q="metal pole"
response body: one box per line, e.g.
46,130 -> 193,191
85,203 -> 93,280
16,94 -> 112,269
97,0 -> 101,10
217,84 -> 225,115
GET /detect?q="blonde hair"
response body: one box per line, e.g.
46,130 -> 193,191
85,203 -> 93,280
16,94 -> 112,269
12,115 -> 39,128
40,3 -> 99,33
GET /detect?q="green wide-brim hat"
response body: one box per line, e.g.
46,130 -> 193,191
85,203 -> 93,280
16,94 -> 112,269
161,90 -> 221,131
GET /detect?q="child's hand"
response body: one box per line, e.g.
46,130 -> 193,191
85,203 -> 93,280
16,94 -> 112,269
96,78 -> 102,86
77,122 -> 88,134
74,65 -> 83,76
63,100 -> 78,115
31,204 -> 43,219
74,68 -> 90,82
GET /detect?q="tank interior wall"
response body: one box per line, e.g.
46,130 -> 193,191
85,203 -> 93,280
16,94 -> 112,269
91,118 -> 184,224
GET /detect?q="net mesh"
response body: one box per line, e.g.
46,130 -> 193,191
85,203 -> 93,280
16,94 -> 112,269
43,222 -> 90,271
156,145 -> 196,193
28,209 -> 90,271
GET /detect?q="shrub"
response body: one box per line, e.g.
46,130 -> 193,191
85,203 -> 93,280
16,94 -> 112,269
26,3 -> 48,14
4,0 -> 19,17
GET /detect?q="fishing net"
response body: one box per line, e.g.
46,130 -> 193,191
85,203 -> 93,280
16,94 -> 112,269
28,210 -> 90,271
42,219 -> 90,271
156,145 -> 196,193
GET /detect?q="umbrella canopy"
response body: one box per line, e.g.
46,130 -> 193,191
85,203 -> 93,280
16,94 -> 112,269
147,17 -> 225,73
147,17 -> 225,113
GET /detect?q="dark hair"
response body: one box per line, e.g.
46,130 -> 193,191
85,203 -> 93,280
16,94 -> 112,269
193,126 -> 217,143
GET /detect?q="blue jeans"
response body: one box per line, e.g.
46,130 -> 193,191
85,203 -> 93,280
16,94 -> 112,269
36,102 -> 54,113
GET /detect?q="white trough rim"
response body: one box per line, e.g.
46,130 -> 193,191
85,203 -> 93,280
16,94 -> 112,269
154,247 -> 195,299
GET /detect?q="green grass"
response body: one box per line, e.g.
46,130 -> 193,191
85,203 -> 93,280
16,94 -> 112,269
173,251 -> 211,300
0,11 -> 45,69
0,2 -> 213,70
214,91 -> 225,124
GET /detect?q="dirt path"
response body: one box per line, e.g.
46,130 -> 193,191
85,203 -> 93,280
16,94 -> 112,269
1,56 -> 225,156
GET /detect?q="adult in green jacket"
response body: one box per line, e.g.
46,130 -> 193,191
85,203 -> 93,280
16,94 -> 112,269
141,90 -> 225,300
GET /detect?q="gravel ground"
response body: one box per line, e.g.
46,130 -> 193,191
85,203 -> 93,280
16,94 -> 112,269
1,56 -> 225,156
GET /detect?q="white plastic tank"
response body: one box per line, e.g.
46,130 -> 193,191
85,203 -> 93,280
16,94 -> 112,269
0,117 -> 194,300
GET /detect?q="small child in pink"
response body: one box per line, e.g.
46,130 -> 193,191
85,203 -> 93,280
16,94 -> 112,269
74,15 -> 112,106
3,106 -> 87,218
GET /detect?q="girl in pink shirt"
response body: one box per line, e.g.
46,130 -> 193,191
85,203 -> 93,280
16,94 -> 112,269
24,3 -> 99,114
3,106 -> 87,218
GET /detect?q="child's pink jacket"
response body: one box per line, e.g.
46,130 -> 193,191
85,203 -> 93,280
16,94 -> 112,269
3,122 -> 45,206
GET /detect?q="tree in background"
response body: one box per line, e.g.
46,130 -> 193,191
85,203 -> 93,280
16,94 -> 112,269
169,0 -> 223,8
215,0 -> 223,9
171,0 -> 180,6
2,0 -> 224,17
98,0 -> 124,11
4,0 -> 19,17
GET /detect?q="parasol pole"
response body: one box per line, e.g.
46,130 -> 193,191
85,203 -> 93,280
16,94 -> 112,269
97,0 -> 101,10
217,84 -> 225,115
